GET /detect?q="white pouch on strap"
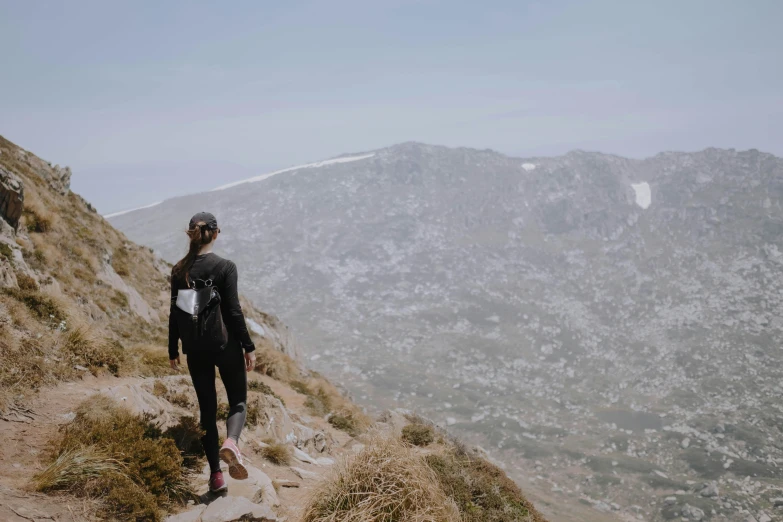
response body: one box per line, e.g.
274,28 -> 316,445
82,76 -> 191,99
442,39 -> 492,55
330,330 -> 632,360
176,289 -> 198,315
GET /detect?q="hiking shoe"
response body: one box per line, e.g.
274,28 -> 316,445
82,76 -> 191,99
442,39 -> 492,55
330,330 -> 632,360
209,471 -> 227,493
219,438 -> 248,480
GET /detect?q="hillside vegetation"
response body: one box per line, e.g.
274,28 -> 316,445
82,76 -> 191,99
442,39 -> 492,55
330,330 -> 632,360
0,135 -> 547,522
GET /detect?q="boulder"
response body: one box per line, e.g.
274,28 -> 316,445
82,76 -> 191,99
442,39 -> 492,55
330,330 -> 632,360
700,482 -> 719,497
290,422 -> 330,453
166,506 -> 206,522
293,447 -> 318,465
290,466 -> 320,480
12,148 -> 70,195
167,496 -> 277,522
0,257 -> 17,288
201,496 -> 276,522
681,504 -> 705,521
247,395 -> 296,444
0,167 -> 24,230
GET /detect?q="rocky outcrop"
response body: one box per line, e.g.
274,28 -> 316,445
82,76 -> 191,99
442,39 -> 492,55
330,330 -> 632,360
97,251 -> 159,322
241,304 -> 304,362
0,166 -> 23,230
13,148 -> 71,195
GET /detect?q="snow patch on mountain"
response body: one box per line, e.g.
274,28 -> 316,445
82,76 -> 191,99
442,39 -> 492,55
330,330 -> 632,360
521,163 -> 537,171
631,182 -> 652,209
213,153 -> 376,191
104,201 -> 163,219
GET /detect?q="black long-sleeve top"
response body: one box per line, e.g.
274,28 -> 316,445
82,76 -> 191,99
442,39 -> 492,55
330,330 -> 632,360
168,253 -> 256,360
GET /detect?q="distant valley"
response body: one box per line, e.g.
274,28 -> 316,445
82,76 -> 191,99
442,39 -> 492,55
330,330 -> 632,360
110,142 -> 783,521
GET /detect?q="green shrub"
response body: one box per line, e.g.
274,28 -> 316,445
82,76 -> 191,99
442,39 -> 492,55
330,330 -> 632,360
290,379 -> 310,395
248,379 -> 285,405
329,411 -> 363,437
164,416 -> 205,470
3,287 -> 65,322
402,423 -> 435,447
34,396 -> 190,521
168,391 -> 192,409
92,473 -> 160,521
0,242 -> 13,263
246,398 -> 261,426
301,385 -> 334,417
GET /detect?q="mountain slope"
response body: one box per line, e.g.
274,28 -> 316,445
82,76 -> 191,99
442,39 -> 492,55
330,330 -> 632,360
0,135 -> 548,522
111,142 -> 783,521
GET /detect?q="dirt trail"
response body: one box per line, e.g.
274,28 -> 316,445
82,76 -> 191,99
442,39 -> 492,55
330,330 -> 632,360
0,371 -> 355,522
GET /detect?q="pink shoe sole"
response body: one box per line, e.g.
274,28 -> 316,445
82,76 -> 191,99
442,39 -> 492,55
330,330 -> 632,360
219,446 -> 248,480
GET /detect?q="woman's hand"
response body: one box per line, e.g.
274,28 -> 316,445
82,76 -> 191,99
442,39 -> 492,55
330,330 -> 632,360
245,352 -> 256,373
170,357 -> 180,371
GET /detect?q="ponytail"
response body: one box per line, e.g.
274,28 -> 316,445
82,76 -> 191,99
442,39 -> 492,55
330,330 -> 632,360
172,221 -> 214,286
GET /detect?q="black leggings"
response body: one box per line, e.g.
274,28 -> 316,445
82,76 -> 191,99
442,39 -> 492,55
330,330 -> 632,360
187,341 -> 247,473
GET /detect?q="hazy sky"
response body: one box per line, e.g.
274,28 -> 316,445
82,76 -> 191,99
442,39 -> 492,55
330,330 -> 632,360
1,0 -> 781,213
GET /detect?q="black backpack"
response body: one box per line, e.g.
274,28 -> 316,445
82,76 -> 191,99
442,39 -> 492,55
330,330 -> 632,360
174,275 -> 228,352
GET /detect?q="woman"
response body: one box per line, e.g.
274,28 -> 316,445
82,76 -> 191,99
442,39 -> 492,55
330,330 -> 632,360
168,212 -> 256,493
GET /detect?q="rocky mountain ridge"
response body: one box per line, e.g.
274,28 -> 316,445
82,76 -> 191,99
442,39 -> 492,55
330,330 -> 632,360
111,142 -> 783,521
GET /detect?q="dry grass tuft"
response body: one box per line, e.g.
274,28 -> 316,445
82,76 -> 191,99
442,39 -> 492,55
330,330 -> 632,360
254,344 -> 300,381
303,434 -> 459,522
260,439 -> 292,465
62,325 -> 124,376
125,344 -> 174,377
152,380 -> 168,397
15,271 -> 38,291
247,379 -> 285,405
402,423 -> 435,447
112,246 -> 131,276
291,377 -> 370,434
32,445 -> 124,491
328,409 -> 368,437
23,202 -> 55,233
425,450 -> 547,522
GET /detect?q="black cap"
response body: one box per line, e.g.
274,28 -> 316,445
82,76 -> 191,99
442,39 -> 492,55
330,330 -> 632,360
189,212 -> 218,231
